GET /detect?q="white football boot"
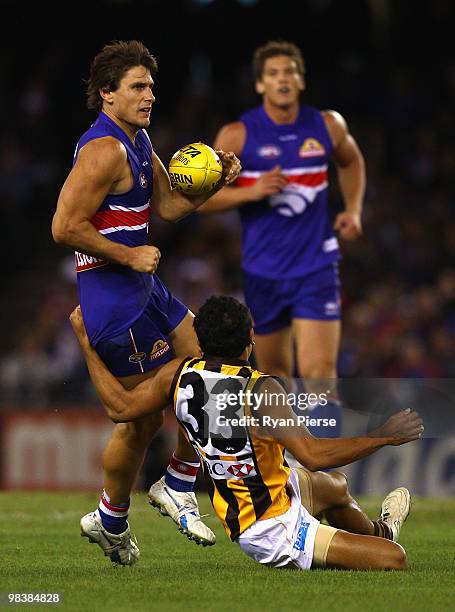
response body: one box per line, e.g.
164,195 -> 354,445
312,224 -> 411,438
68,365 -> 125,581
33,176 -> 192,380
380,487 -> 411,542
80,511 -> 140,565
148,477 -> 216,546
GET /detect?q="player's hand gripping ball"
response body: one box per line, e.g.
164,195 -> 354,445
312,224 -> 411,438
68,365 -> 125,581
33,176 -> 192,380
169,142 -> 223,195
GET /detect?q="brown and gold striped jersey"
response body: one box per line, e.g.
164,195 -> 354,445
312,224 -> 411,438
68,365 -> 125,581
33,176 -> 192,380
169,356 -> 291,541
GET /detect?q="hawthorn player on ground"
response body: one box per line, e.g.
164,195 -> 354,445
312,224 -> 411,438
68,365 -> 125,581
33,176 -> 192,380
52,40 -> 240,564
70,296 -> 424,571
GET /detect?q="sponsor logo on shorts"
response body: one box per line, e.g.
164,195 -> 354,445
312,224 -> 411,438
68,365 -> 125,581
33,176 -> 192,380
257,144 -> 282,159
129,351 -> 147,363
150,339 -> 170,360
293,518 -> 310,551
299,138 -> 325,158
139,172 -> 148,188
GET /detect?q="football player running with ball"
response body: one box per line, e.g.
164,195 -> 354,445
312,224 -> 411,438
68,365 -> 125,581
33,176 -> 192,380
199,41 -> 365,438
52,40 -> 240,565
69,296 -> 424,571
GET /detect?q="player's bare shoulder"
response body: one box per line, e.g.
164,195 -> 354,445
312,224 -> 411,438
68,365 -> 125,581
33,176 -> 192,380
214,121 -> 246,156
74,136 -> 128,184
321,110 -> 349,148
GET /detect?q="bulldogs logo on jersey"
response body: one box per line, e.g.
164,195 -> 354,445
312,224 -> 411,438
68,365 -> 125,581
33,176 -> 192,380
257,145 -> 282,159
139,172 -> 148,188
299,138 -> 325,158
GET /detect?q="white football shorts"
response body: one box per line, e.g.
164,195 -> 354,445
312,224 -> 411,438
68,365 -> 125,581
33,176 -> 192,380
236,469 -> 320,570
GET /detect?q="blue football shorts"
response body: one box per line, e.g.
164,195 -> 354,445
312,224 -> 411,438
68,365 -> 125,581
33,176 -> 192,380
243,263 -> 341,335
95,275 -> 188,377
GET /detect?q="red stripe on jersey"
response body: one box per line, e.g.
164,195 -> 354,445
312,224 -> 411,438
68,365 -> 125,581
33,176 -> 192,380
287,171 -> 327,187
235,170 -> 327,189
235,176 -> 257,188
91,207 -> 149,231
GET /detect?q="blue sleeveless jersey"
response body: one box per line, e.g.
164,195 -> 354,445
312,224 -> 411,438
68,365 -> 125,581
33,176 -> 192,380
236,105 -> 339,279
73,112 -> 154,346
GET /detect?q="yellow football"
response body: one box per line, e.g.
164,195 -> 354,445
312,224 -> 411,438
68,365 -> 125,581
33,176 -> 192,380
169,142 -> 223,195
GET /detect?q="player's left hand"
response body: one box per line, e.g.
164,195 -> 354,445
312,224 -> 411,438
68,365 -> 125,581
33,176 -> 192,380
69,305 -> 89,346
216,150 -> 241,186
333,211 -> 362,241
368,408 -> 424,440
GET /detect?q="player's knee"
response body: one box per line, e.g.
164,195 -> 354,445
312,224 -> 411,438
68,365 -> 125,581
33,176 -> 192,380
136,412 -> 165,443
386,543 -> 407,571
298,359 -> 336,381
114,412 -> 164,446
255,359 -> 291,379
330,471 -> 350,504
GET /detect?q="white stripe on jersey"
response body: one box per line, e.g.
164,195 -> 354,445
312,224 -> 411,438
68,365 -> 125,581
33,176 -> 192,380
283,166 -> 328,176
99,222 -> 148,235
141,128 -> 153,146
109,203 -> 150,212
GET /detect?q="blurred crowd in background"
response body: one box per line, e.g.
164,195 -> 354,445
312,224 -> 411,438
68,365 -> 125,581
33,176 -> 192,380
1,0 -> 454,408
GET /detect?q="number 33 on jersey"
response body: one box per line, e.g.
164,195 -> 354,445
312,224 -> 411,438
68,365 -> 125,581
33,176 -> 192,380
170,356 -> 292,541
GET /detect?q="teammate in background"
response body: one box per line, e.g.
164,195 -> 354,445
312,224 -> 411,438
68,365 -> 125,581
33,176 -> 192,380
52,40 -> 241,565
199,41 -> 365,437
70,296 -> 424,571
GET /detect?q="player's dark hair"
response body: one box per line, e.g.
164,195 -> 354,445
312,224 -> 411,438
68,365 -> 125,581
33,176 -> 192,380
194,296 -> 253,358
253,40 -> 305,81
86,40 -> 158,112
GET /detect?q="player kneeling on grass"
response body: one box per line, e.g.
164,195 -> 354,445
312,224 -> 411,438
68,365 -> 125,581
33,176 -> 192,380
70,297 -> 423,571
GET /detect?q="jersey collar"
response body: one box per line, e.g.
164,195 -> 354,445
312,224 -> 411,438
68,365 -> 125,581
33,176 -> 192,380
202,354 -> 250,367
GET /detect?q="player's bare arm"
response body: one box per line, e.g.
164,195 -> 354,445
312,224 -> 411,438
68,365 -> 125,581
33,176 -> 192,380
151,150 -> 241,221
52,137 -> 161,273
253,377 -> 423,471
69,306 -> 175,421
323,110 -> 365,241
198,122 -> 288,213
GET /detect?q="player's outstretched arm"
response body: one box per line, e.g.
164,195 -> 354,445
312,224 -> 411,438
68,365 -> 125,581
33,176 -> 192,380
367,408 -> 424,438
323,110 -> 365,241
252,377 -> 423,471
151,150 -> 241,222
69,306 -> 174,422
198,123 -> 288,213
52,138 -> 161,274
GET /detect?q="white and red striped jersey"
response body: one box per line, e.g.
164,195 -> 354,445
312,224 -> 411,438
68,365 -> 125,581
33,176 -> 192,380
236,105 -> 339,279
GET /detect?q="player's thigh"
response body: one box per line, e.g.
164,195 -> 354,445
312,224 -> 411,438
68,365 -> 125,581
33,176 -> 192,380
323,529 -> 407,571
243,270 -> 293,374
253,327 -> 294,378
114,368 -> 164,443
293,318 -> 340,379
118,365 -> 194,457
168,310 -> 200,357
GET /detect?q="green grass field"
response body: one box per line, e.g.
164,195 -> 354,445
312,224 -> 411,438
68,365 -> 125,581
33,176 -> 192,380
1,493 -> 454,611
